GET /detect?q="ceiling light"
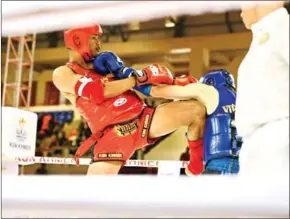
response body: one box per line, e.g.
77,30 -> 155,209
170,48 -> 191,54
165,17 -> 175,28
128,20 -> 140,31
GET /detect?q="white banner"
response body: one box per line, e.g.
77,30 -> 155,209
2,107 -> 37,158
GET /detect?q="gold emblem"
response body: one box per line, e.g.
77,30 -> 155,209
114,120 -> 138,136
258,32 -> 270,45
19,118 -> 26,126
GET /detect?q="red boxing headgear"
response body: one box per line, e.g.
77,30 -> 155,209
64,25 -> 103,62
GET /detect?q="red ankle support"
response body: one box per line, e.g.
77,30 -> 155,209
187,138 -> 204,175
188,138 -> 203,149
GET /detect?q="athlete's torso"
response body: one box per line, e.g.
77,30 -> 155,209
67,62 -> 144,133
204,85 -> 241,163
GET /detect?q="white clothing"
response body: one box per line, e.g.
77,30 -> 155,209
236,8 -> 289,137
238,118 -> 289,177
236,8 -> 289,177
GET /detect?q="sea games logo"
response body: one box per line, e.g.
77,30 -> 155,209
16,118 -> 28,142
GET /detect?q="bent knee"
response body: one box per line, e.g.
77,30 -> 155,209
186,100 -> 206,120
174,100 -> 206,127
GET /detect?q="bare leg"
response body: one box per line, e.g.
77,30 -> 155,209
149,99 -> 206,176
87,161 -> 123,175
149,100 -> 206,140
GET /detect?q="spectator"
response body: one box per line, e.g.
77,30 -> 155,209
78,120 -> 91,138
39,113 -> 57,137
49,134 -> 58,147
37,113 -> 44,133
57,131 -> 68,146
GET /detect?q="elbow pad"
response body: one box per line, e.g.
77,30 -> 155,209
74,76 -> 105,104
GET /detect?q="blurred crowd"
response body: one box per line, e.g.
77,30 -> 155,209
35,112 -> 92,157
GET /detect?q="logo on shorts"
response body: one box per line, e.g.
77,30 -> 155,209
113,98 -> 127,107
141,114 -> 150,138
114,120 -> 138,136
98,153 -> 123,159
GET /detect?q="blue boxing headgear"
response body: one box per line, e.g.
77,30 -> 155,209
199,69 -> 235,89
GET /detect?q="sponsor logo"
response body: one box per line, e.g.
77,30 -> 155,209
113,98 -> 127,107
135,70 -> 148,83
136,70 -> 144,77
16,118 -> 27,142
149,65 -> 159,76
98,153 -> 123,159
114,120 -> 138,136
222,104 -> 236,113
9,142 -> 31,151
141,114 -> 150,138
19,118 -> 26,125
126,160 -> 158,167
15,156 -> 76,165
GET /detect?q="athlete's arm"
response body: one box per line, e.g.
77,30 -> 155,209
53,66 -> 136,102
150,83 -> 207,99
103,77 -> 136,98
150,83 -> 219,115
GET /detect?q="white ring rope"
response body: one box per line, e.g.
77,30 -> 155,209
2,1 -> 274,36
14,156 -> 188,168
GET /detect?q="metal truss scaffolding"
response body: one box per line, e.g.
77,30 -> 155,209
2,34 -> 37,108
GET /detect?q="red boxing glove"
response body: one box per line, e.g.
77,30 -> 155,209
174,75 -> 198,86
134,64 -> 174,86
74,76 -> 105,104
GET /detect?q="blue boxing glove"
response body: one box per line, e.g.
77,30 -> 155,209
116,67 -> 137,79
93,51 -> 124,75
134,84 -> 152,97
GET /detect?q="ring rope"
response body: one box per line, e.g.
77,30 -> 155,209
13,156 -> 189,168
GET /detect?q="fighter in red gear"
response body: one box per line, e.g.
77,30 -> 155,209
53,24 -> 216,175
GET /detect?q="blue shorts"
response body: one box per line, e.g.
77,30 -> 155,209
203,157 -> 239,175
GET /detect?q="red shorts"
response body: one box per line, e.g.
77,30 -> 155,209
90,107 -> 158,163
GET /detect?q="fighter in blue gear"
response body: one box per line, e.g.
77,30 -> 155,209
199,69 -> 242,174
